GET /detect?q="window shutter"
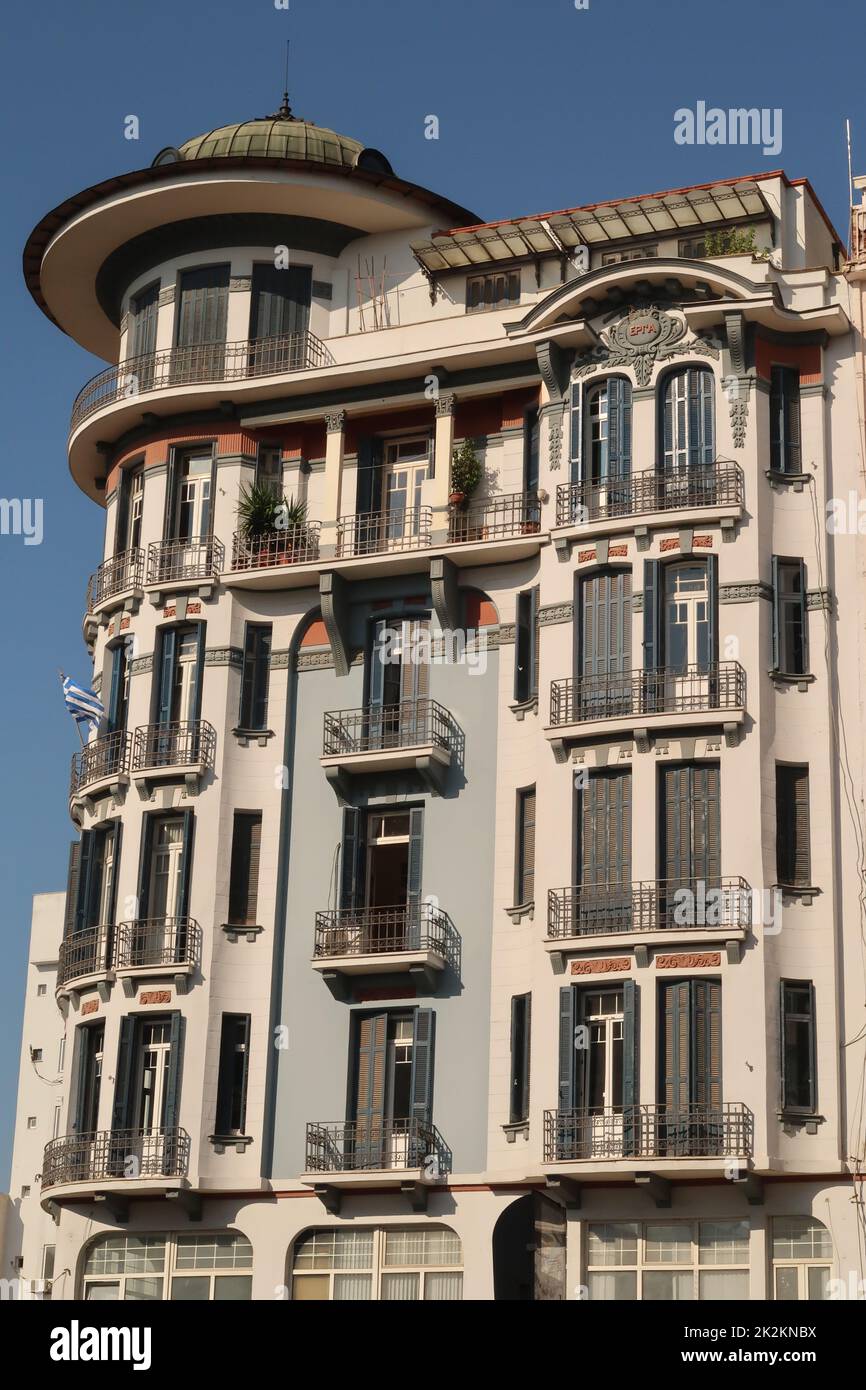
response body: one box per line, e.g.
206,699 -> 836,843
410,1008 -> 436,1125
249,264 -> 311,340
793,768 -> 810,885
163,1012 -> 185,1133
622,979 -> 638,1151
700,368 -> 715,465
643,559 -> 661,674
156,628 -> 177,726
354,1013 -> 388,1130
516,788 -> 536,904
163,450 -> 179,540
111,1017 -> 136,1131
660,979 -> 691,1113
177,808 -> 195,919
64,840 -> 82,938
784,372 -> 802,473
692,979 -> 722,1110
130,283 -> 160,359
229,813 -> 261,926
191,622 -> 206,723
368,619 -> 387,709
356,437 -> 384,515
524,407 -> 540,494
607,378 -> 632,479
114,471 -> 130,558
76,830 -> 96,934
176,266 -> 230,347
770,366 -> 784,471
771,554 -> 781,670
136,815 -> 154,920
70,1026 -> 85,1132
509,994 -> 531,1124
106,821 -> 123,928
706,554 -> 718,665
529,587 -> 540,699
401,619 -> 430,704
662,374 -> 676,473
407,807 -> 424,911
558,986 -> 579,1110
107,644 -> 126,732
340,807 -> 364,910
795,558 -> 808,673
569,382 -> 583,484
515,592 -> 531,701
215,1014 -> 250,1135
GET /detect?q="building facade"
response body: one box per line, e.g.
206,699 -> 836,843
11,101 -> 866,1299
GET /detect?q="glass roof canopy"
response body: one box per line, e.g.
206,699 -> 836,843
411,178 -> 772,275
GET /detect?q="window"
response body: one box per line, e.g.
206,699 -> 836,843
523,406 -> 539,495
73,1023 -> 104,1133
37,983 -> 46,997
601,245 -> 658,265
27,1116 -> 37,1129
771,1218 -> 832,1300
41,1245 -> 56,1282
466,270 -> 520,314
81,1233 -> 252,1301
349,1009 -> 435,1160
661,366 -> 715,474
569,377 -> 632,489
215,1015 -> 251,1136
290,1226 -> 462,1301
776,764 -> 811,887
239,624 -> 272,730
175,265 -> 230,378
772,558 -> 808,675
514,589 -> 539,703
129,285 -> 159,391
515,787 -> 536,905
509,994 -> 531,1124
586,1220 -> 749,1300
658,979 -> 722,1116
228,813 -> 262,927
31,1049 -> 42,1063
52,1104 -> 61,1139
780,981 -> 817,1114
770,366 -> 802,475
21,1186 -> 30,1198
58,1037 -> 65,1073
255,444 -> 283,496
678,236 -> 707,259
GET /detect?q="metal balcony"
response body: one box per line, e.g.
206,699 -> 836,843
42,1128 -> 191,1190
323,699 -> 453,757
70,330 -> 334,431
555,463 -> 744,526
448,490 -> 541,543
70,730 -> 131,800
57,925 -> 113,988
336,507 -> 433,559
131,720 -> 216,783
114,917 -> 200,972
230,523 -> 321,571
549,662 -> 746,727
547,878 -> 752,939
313,903 -> 460,976
146,536 -> 224,587
87,547 -> 145,610
544,1104 -> 753,1163
304,1119 -> 452,1176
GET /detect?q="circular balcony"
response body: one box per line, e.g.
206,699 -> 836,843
41,1128 -> 191,1211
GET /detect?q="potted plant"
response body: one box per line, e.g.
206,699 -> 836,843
273,495 -> 311,563
237,484 -> 309,566
449,438 -> 482,508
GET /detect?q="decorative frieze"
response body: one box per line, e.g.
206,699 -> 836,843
572,305 -> 720,387
538,603 -> 573,626
806,588 -> 833,611
496,623 -> 517,644
270,649 -> 291,669
158,286 -> 175,306
130,655 -> 153,675
229,276 -> 251,292
656,952 -> 722,969
571,958 -> 631,976
205,647 -> 244,669
719,582 -> 772,604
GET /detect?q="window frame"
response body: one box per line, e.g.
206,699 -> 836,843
289,1225 -> 463,1301
775,762 -> 811,888
509,993 -> 531,1124
770,1218 -> 833,1301
770,364 -> 802,476
80,1232 -> 253,1301
585,1219 -> 750,1301
465,269 -> 521,315
238,622 -> 272,731
771,556 -> 808,676
780,980 -> 817,1116
514,785 -> 536,907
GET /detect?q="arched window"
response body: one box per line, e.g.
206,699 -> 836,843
771,1218 -> 832,1300
660,366 -> 715,474
289,1225 -> 463,1301
569,377 -> 632,486
80,1232 -> 252,1300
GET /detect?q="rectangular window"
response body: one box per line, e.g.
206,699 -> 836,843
239,624 -> 272,730
255,444 -> 284,496
466,270 -> 520,314
781,981 -> 817,1113
514,589 -> 539,703
509,994 -> 531,1124
228,813 -> 262,927
601,245 -> 658,265
215,1014 -> 251,1136
42,1245 -> 56,1281
586,1220 -> 749,1300
770,366 -> 802,475
678,236 -> 707,259
515,787 -> 536,906
776,764 -> 811,887
523,407 -> 539,494
772,558 -> 808,675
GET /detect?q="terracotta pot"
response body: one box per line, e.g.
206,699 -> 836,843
449,491 -> 466,506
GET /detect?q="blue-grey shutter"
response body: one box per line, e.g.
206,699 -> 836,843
163,1012 -> 185,1132
112,1017 -> 136,1131
706,554 -> 718,665
558,985 -> 579,1110
607,378 -> 632,480
510,993 -> 531,1124
191,623 -> 206,722
107,644 -> 125,732
340,807 -> 364,910
622,979 -> 638,1152
176,265 -> 229,347
177,808 -> 195,918
64,840 -> 82,938
249,264 -> 311,340
693,979 -> 722,1110
106,821 -> 122,926
569,382 -> 583,484
75,830 -> 96,934
356,437 -> 384,515
136,815 -> 155,919
779,979 -> 789,1109
700,368 -> 715,465
797,559 -> 808,672
661,979 -> 691,1114
70,1026 -> 87,1132
771,554 -> 781,670
369,619 -> 387,709
642,559 -> 661,674
354,1013 -> 388,1137
410,1008 -> 436,1125
407,808 -> 424,942
524,407 -> 540,494
114,472 -> 130,557
662,373 -> 677,473
130,282 -> 159,360
163,450 -> 180,540
156,628 -> 176,726
784,371 -> 802,473
687,367 -> 715,469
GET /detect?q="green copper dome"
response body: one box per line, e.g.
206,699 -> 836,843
162,100 -> 394,175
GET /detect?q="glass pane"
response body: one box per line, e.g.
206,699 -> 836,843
425,1272 -> 464,1300
381,1272 -> 420,1300
213,1275 -> 252,1301
645,1224 -> 692,1264
643,1271 -> 694,1301
333,1273 -> 372,1300
175,1234 -> 253,1270
291,1274 -> 329,1301
384,1227 -> 462,1267
699,1270 -> 749,1300
293,1229 -> 374,1270
125,1277 -> 164,1301
85,1281 -> 120,1300
588,1271 -> 637,1300
807,1266 -> 832,1300
699,1220 -> 750,1264
170,1276 -> 210,1301
775,1266 -> 800,1300
772,1219 -> 832,1260
587,1223 -> 639,1267
84,1236 -> 166,1276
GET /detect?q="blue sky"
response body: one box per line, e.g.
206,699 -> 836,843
0,0 -> 863,1185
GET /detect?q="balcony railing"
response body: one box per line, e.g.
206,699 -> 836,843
549,662 -> 746,725
544,1104 -> 753,1162
57,925 -> 113,987
70,730 -> 131,798
41,1128 -> 191,1190
449,490 -> 541,543
555,464 -> 744,526
131,720 -> 216,773
87,548 -> 145,610
336,507 -> 433,558
146,536 -> 224,586
851,206 -> 866,263
323,698 -> 452,757
314,903 -> 459,968
114,917 -> 200,970
548,877 -> 752,938
305,1119 -> 452,1175
70,331 -> 334,431
231,523 -> 321,571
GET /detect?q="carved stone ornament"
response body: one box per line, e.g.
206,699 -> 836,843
572,305 -> 721,387
548,410 -> 564,471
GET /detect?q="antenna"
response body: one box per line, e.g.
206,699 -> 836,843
284,39 -> 290,102
845,118 -> 854,258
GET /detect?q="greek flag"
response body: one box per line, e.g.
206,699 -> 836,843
62,675 -> 104,732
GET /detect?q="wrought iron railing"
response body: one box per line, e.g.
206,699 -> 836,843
41,1128 -> 191,1189
549,661 -> 746,725
231,523 -> 321,571
548,877 -> 752,938
87,548 -> 145,610
57,925 -> 113,987
449,490 -> 541,543
146,536 -> 224,586
114,917 -> 200,970
544,1104 -> 753,1162
323,698 -> 452,756
304,1119 -> 452,1175
70,331 -> 334,431
132,720 -> 216,772
314,903 -> 459,968
70,730 -> 131,797
555,463 -> 744,526
336,507 -> 433,558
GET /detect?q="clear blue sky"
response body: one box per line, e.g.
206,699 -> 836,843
0,0 -> 863,1185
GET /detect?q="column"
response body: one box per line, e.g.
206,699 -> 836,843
321,410 -> 346,555
431,391 -> 456,544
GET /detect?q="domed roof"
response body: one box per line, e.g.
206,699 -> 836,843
160,98 -> 394,176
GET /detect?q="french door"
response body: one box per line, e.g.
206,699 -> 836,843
129,284 -> 159,391
133,1020 -> 173,1134
659,763 -> 720,927
658,979 -> 722,1153
134,818 -> 186,966
155,626 -> 203,763
661,366 -> 715,504
664,563 -> 710,705
576,771 -> 632,933
174,265 -> 229,381
352,1009 -> 434,1170
576,570 -> 632,717
248,264 -> 311,372
369,618 -> 430,748
175,452 -> 212,548
383,438 -> 429,546
582,990 -> 625,1156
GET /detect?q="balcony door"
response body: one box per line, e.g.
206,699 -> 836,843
383,437 -> 430,547
658,979 -> 722,1153
340,806 -> 423,953
352,1008 -> 435,1168
174,451 -> 213,548
113,1014 -> 184,1174
107,642 -> 130,734
369,617 -> 430,747
71,823 -> 121,972
558,983 -> 637,1159
136,811 -> 193,967
664,562 -> 710,705
575,569 -> 632,717
74,1023 -> 105,1134
661,366 -> 715,504
248,264 -> 311,372
129,284 -> 159,391
155,624 -> 204,759
115,464 -> 144,555
174,265 -> 230,381
133,1020 -> 173,1134
659,763 -> 720,922
576,770 -> 632,933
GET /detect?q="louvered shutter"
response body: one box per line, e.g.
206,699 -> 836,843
163,1012 -> 185,1132
607,378 -> 632,479
524,407 -> 540,494
785,370 -> 802,473
106,821 -> 122,929
107,643 -> 127,732
136,815 -> 154,919
130,283 -> 159,358
558,986 -> 579,1110
64,841 -> 82,938
177,808 -> 195,919
229,813 -> 261,926
660,980 -> 691,1115
191,622 -> 206,723
70,1025 -> 87,1132
76,830 -> 96,934
407,808 -> 424,944
340,807 -> 364,910
401,619 -> 430,705
112,1017 -> 136,1131
706,554 -> 718,668
771,554 -> 782,670
114,471 -> 130,557
569,382 -> 583,484
354,1013 -> 388,1166
692,764 -> 721,884
579,572 -> 632,680
410,1009 -> 436,1126
692,979 -> 722,1111
176,266 -> 230,347
642,559 -> 661,674
249,265 -> 311,340
156,628 -> 176,727
517,788 -> 536,904
622,979 -> 638,1152
793,767 -> 811,885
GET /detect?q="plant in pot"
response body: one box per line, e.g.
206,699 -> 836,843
273,495 -> 311,563
449,439 -> 482,508
237,484 -> 308,566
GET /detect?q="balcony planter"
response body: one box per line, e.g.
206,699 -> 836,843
449,439 -> 482,512
449,490 -> 466,507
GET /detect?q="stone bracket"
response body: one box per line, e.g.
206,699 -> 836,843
545,1175 -> 581,1210
174,972 -> 189,996
94,1190 -> 130,1223
315,1184 -> 342,1215
408,963 -> 438,992
634,728 -> 651,754
723,722 -> 740,749
166,1188 -> 202,1221
321,970 -> 350,1002
634,943 -> 651,969
320,570 -> 351,678
725,939 -> 742,965
635,1172 -> 672,1208
550,738 -> 568,765
324,765 -> 351,804
415,754 -> 447,796
535,339 -> 570,399
430,556 -> 460,631
549,951 -> 566,976
401,1181 -> 430,1213
733,1173 -> 765,1206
